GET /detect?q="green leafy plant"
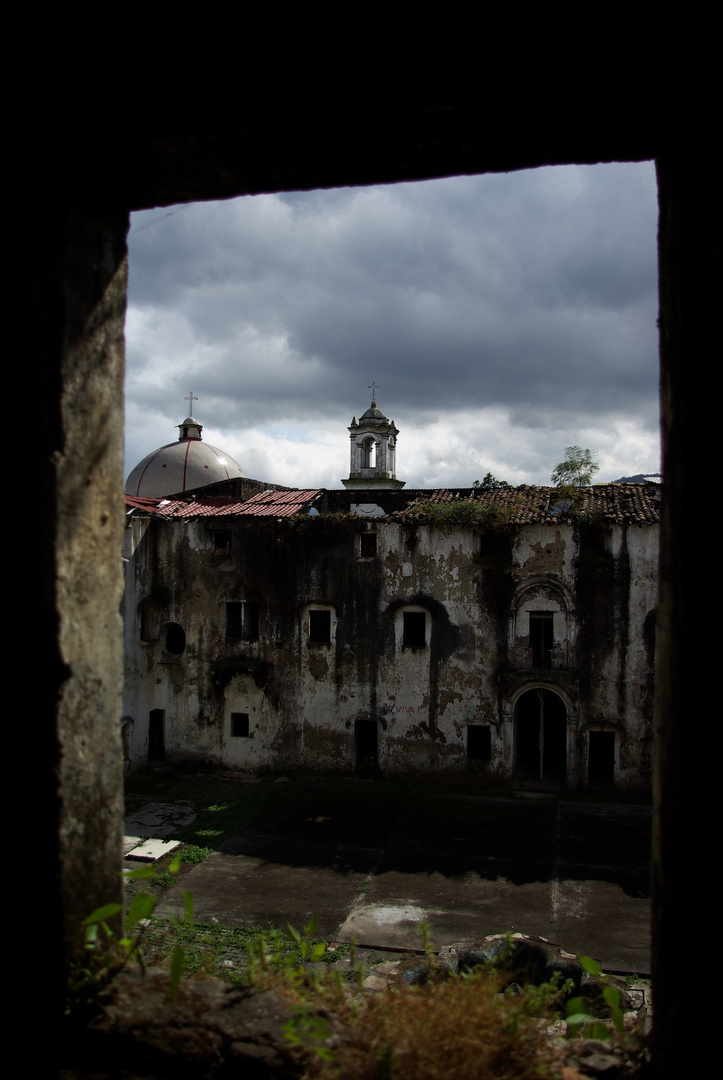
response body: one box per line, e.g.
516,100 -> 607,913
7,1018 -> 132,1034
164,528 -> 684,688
565,954 -> 625,1042
79,855 -> 194,1004
474,472 -> 512,490
244,916 -> 340,1063
282,1007 -> 336,1063
402,501 -> 504,529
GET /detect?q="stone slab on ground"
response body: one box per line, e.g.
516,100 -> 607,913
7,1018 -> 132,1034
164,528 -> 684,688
127,838 -> 182,862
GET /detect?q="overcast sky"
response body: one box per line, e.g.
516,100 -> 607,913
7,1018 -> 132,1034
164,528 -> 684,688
125,161 -> 660,490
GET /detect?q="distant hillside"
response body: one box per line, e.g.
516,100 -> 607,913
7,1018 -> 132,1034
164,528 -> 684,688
608,473 -> 662,484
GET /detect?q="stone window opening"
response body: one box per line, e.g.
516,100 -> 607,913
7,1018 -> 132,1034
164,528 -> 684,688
308,609 -> 332,644
231,712 -> 250,738
403,610 -> 427,648
139,602 -> 160,643
360,532 -> 377,558
362,437 -> 376,468
163,622 -> 186,656
226,601 -> 260,641
213,530 -> 231,555
529,612 -> 554,669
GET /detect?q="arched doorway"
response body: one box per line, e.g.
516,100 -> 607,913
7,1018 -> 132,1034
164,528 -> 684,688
514,688 -> 567,786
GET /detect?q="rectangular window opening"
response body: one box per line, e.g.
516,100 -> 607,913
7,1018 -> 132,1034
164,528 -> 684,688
140,604 -> 157,643
360,533 -> 377,558
529,612 -> 554,669
226,601 -> 260,641
231,712 -> 250,737
467,724 -> 491,761
214,530 -> 231,554
309,609 -> 331,643
403,611 -> 426,648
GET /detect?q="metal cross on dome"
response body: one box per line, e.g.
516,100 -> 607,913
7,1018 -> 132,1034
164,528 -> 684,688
368,381 -> 379,404
185,391 -> 198,417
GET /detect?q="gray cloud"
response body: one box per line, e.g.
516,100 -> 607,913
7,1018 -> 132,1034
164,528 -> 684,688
126,162 -> 660,488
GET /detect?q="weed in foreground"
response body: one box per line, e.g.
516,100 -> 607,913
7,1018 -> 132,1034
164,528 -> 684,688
69,856 -> 194,1015
241,922 -> 569,1079
302,968 -> 563,1080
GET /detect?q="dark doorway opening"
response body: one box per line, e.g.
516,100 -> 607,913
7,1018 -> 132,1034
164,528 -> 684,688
148,709 -> 165,764
355,719 -> 379,776
588,730 -> 615,786
529,613 -> 554,669
514,688 -> 566,787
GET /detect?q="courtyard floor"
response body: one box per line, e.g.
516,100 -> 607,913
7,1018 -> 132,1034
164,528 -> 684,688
124,769 -> 651,974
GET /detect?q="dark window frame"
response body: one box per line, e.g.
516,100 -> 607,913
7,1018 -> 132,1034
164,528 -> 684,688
360,532 -> 377,558
226,601 -> 260,641
402,610 -> 427,648
230,712 -> 250,738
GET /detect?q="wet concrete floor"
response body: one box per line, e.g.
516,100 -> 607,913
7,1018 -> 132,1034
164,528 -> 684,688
125,775 -> 651,974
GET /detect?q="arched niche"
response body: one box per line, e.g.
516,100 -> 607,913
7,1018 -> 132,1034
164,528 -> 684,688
510,579 -> 576,671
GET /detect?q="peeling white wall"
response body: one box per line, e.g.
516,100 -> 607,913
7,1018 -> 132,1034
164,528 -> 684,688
123,512 -> 657,788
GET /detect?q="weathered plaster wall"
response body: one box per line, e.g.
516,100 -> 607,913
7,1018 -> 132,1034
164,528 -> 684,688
124,509 -> 657,788
58,210 -> 128,956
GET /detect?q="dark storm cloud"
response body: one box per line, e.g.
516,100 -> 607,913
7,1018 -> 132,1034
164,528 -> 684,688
125,162 -> 659,486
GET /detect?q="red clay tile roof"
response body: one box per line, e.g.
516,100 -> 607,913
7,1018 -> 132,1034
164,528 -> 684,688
125,490 -> 323,519
396,484 -> 660,526
126,484 -> 659,526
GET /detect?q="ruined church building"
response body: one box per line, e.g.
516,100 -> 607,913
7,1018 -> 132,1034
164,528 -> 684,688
123,399 -> 659,788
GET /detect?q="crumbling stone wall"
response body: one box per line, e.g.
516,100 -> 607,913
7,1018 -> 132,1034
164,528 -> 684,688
124,510 -> 657,787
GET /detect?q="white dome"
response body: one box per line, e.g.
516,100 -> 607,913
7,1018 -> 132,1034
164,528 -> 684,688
125,415 -> 246,497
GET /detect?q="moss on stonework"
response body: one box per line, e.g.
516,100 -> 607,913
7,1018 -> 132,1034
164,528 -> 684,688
213,655 -> 269,689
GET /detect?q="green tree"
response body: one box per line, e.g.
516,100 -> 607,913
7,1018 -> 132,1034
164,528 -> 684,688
474,472 -> 512,490
551,447 -> 599,487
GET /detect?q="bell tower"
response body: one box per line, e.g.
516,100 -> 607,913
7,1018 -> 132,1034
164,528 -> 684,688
342,390 -> 405,489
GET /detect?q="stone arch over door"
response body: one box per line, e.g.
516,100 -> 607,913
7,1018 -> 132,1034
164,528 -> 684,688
513,686 -> 569,786
511,580 -> 576,671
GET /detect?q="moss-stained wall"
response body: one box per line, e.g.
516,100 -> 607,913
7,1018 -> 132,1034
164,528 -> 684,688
123,509 -> 657,787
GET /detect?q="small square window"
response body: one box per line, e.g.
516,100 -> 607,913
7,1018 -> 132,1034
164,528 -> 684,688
309,610 -> 331,643
360,533 -> 377,558
403,611 -> 426,647
214,530 -> 231,554
231,712 -> 250,737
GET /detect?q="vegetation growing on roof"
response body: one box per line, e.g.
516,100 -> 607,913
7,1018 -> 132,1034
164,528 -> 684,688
551,447 -> 600,488
400,501 -> 507,529
474,472 -> 512,490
